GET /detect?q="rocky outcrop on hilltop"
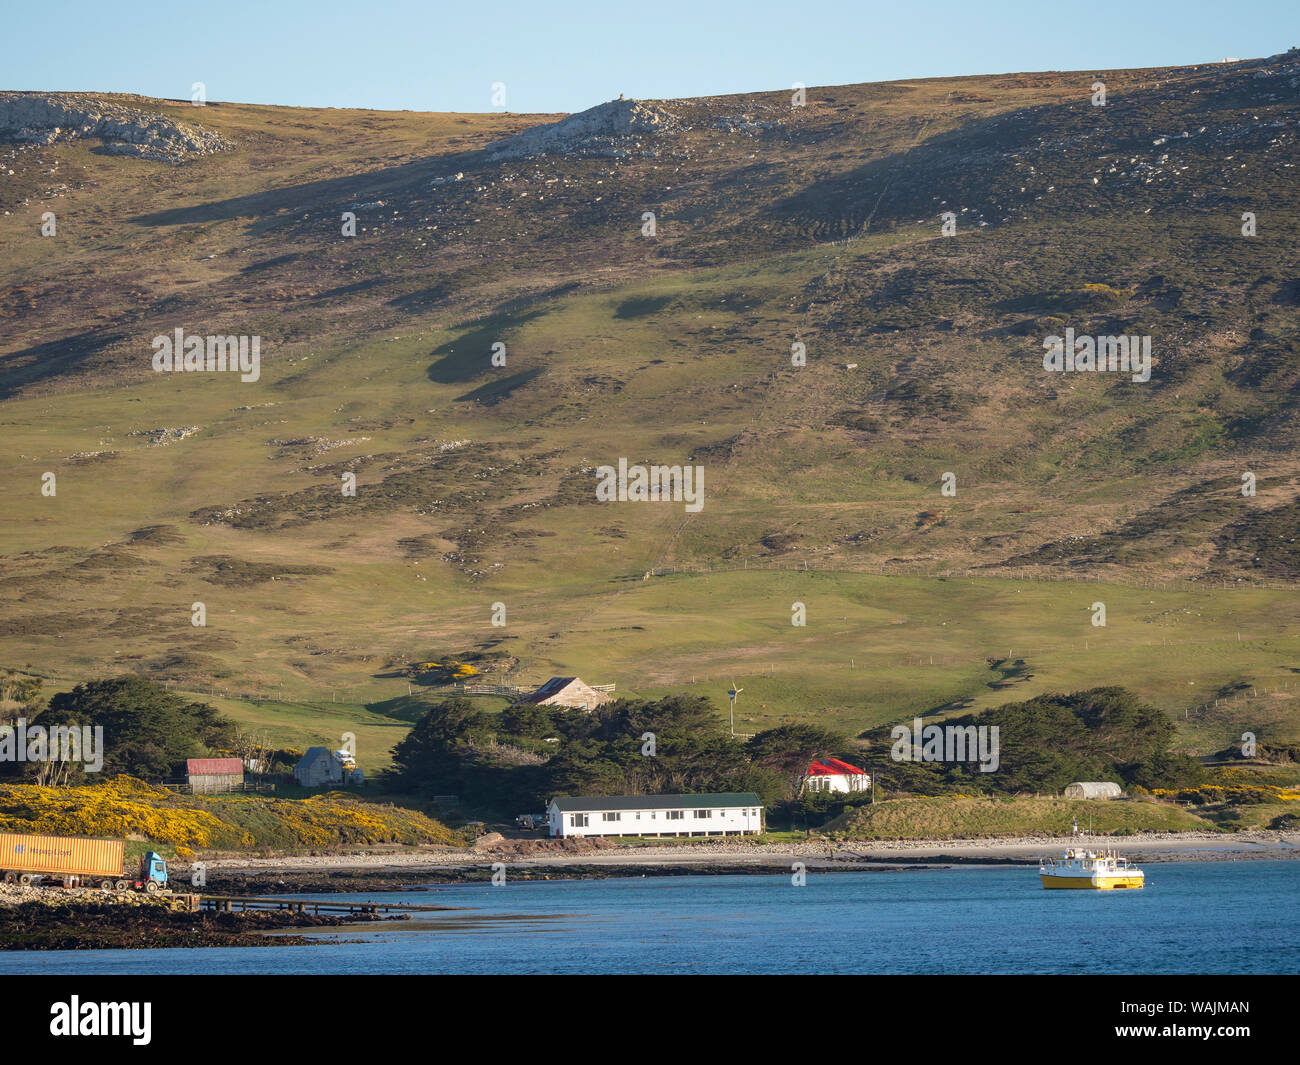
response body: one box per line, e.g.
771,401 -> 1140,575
0,92 -> 233,162
487,97 -> 684,160
128,426 -> 202,446
1248,45 -> 1300,81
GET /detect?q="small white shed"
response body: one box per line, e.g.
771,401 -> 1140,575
1064,781 -> 1123,799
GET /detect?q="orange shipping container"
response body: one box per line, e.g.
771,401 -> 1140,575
0,832 -> 124,878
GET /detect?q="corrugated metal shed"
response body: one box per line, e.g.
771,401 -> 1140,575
186,757 -> 245,794
1064,781 -> 1123,799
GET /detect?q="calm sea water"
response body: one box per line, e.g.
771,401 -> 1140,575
2,861 -> 1296,975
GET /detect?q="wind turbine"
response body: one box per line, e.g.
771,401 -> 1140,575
727,680 -> 743,735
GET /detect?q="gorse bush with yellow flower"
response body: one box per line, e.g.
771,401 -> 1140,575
409,660 -> 480,683
1151,783 -> 1300,806
0,776 -> 460,852
0,776 -> 231,847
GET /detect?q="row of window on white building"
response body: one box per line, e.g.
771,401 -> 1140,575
569,808 -> 758,826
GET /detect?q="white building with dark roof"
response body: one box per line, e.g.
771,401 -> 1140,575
293,747 -> 364,788
547,793 -> 763,838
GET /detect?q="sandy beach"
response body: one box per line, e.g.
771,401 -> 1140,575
199,830 -> 1300,879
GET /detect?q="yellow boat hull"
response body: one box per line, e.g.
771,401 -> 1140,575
1040,874 -> 1144,890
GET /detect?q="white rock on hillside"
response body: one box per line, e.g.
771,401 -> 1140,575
0,92 -> 234,163
486,98 -> 682,160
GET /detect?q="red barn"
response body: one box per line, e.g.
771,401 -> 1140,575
186,757 -> 244,794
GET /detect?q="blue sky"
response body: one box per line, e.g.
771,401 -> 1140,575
7,1 -> 1299,114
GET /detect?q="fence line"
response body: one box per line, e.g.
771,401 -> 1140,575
159,780 -> 279,795
451,683 -> 528,697
449,682 -> 617,698
12,675 -> 619,710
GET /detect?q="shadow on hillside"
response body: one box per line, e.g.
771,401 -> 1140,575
425,309 -> 546,385
0,329 -> 129,400
614,294 -> 675,319
762,67 -> 1235,241
126,153 -> 483,227
454,367 -> 544,404
364,694 -> 439,724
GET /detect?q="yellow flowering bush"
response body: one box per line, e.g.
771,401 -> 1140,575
1152,783 -> 1299,805
0,777 -> 459,852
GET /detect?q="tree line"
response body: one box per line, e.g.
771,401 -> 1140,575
1,672 -> 1208,816
387,686 -> 1209,815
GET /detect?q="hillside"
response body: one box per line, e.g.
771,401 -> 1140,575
2,52 -> 1300,756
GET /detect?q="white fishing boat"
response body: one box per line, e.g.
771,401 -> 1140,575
1038,818 -> 1145,890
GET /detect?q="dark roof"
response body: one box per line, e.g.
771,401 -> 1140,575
531,677 -> 576,697
523,676 -> 593,703
548,793 -> 761,812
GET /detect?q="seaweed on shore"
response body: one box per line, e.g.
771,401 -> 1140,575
0,899 -> 404,951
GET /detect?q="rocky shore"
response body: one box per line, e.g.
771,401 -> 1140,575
0,884 -> 402,951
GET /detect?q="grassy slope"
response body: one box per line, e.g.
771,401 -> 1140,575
1,58 -> 1299,764
824,796 -> 1215,839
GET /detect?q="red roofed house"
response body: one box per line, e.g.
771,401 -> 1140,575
802,757 -> 870,795
186,757 -> 244,794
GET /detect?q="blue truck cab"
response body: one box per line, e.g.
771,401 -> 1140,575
143,852 -> 168,892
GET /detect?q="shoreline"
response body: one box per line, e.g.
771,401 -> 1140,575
4,832 -> 1295,951
196,830 -> 1300,888
0,884 -> 400,951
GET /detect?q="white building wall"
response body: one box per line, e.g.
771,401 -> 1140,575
804,772 -> 870,794
548,802 -> 762,838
